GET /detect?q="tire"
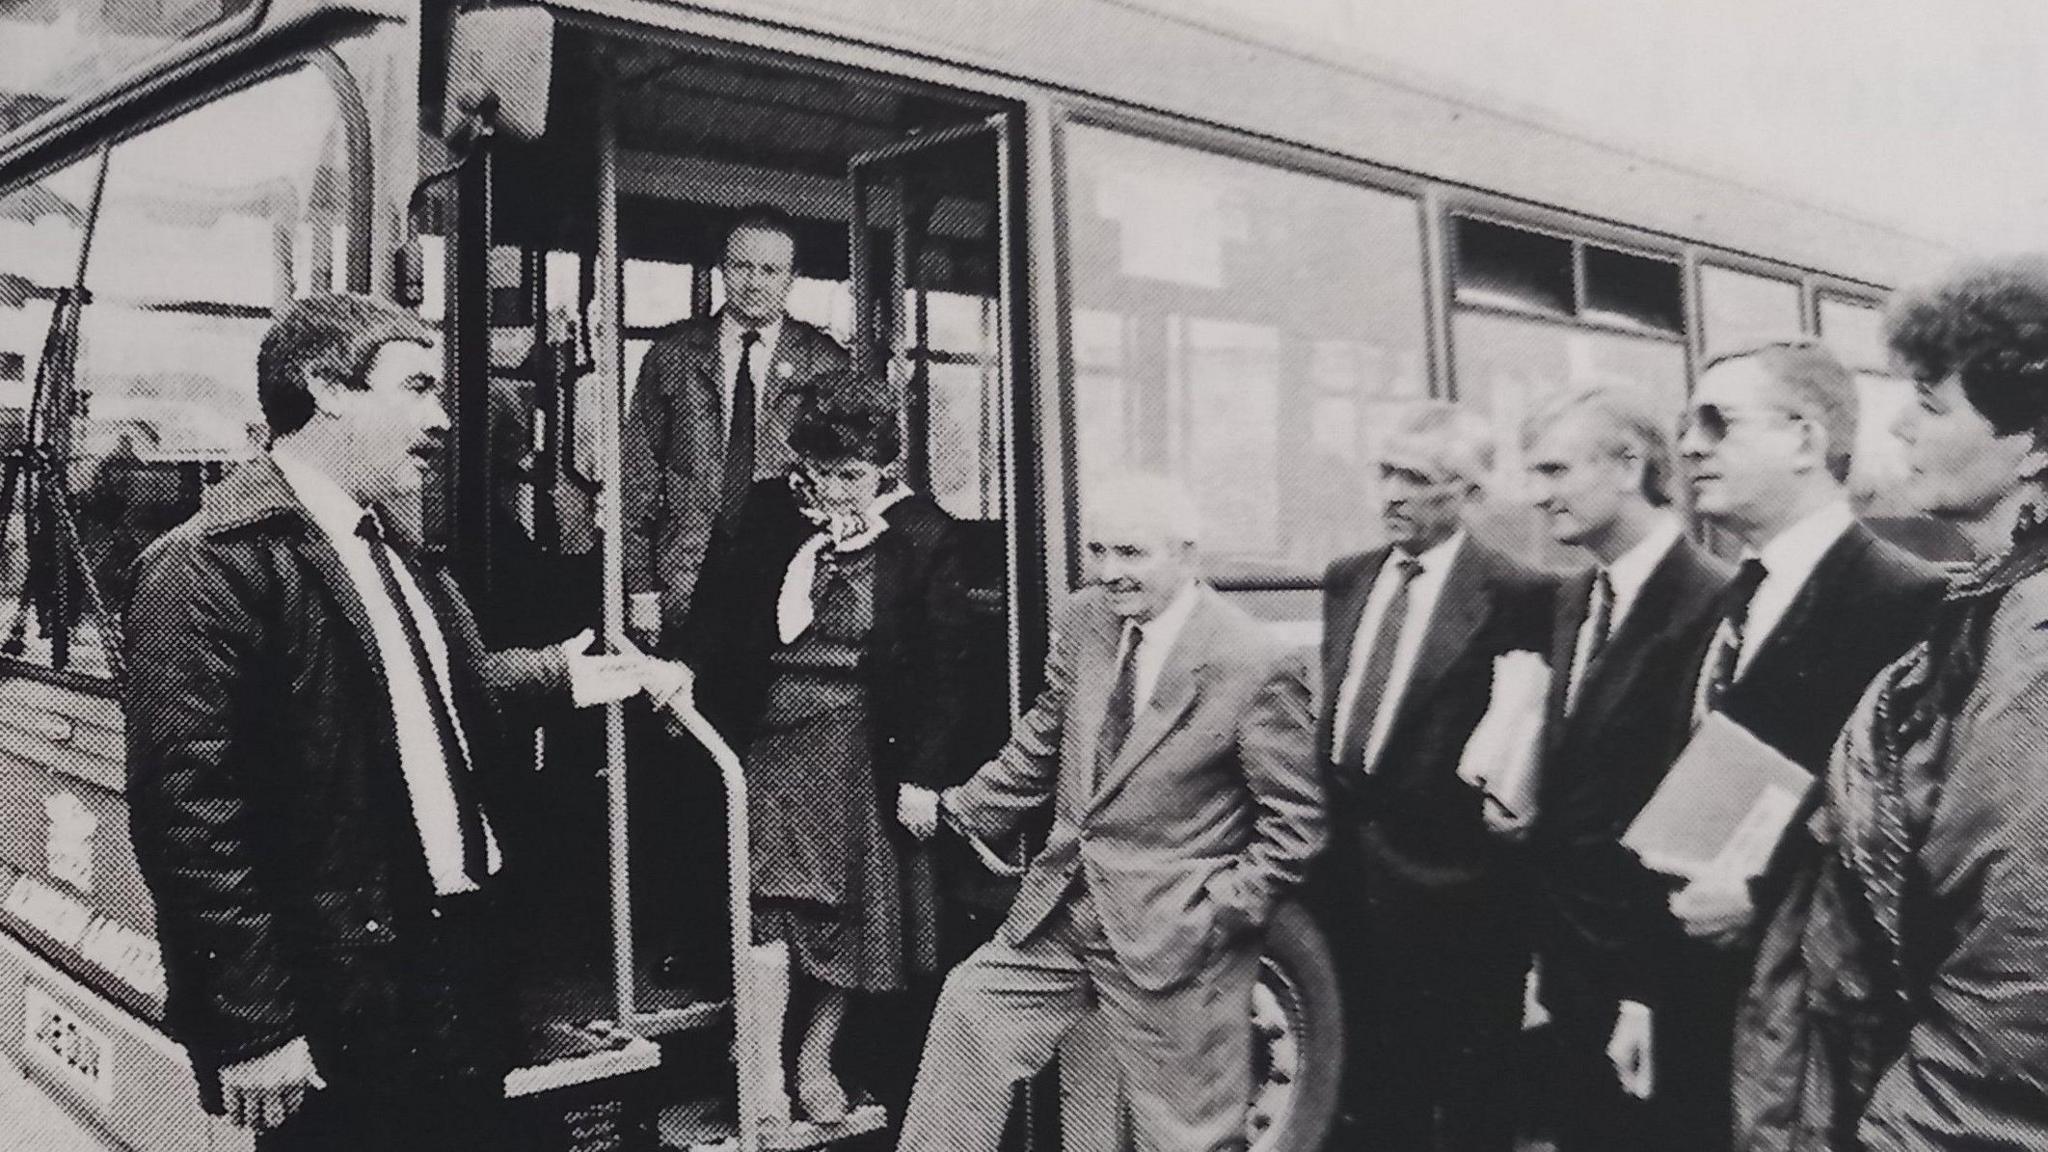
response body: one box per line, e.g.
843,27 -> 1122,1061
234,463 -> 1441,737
1246,900 -> 1344,1152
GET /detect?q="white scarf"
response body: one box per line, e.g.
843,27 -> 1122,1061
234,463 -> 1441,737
777,486 -> 913,643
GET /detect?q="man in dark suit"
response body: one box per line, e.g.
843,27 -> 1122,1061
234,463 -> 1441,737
1313,403 -> 1553,1152
621,203 -> 850,646
1659,338 -> 1945,1152
893,473 -> 1324,1152
122,295 -> 655,1150
1515,388 -> 1730,1152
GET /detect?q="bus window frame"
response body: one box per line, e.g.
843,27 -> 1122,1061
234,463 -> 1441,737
0,0 -> 271,162
1047,99 -> 1440,596
0,47 -> 375,694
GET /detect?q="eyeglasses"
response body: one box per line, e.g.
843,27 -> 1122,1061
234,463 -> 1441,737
1680,402 -> 1805,444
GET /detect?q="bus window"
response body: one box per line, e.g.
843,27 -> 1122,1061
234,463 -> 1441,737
1063,123 -> 1430,598
1452,310 -> 1688,566
0,0 -> 261,137
1448,218 -> 1689,568
0,63 -> 361,677
1699,263 -> 1802,361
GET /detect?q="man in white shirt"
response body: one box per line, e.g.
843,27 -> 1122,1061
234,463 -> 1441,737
621,203 -> 851,644
1655,338 -> 1944,1152
124,294 -> 665,1151
892,474 -> 1323,1152
1518,387 -> 1731,1152
1311,403 -> 1554,1152
620,204 -> 851,995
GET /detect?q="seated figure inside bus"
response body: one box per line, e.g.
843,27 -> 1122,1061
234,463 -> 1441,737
665,372 -> 971,1122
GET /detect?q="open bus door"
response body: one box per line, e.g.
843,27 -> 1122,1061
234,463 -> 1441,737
431,12 -> 1024,1150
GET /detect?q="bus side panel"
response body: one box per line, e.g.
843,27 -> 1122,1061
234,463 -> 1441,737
0,931 -> 242,1152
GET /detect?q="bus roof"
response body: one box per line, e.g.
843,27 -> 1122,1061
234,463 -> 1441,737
651,0 -> 1953,286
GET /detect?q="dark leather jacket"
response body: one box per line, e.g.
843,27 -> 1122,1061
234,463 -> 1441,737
121,456 -> 568,1108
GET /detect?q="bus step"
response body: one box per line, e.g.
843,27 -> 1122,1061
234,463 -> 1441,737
660,1098 -> 889,1150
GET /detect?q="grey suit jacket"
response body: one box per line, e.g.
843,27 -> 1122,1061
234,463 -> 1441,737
620,312 -> 849,640
950,585 -> 1325,991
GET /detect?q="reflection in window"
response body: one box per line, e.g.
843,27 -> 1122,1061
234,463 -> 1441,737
0,66 -> 359,676
1453,311 -> 1688,566
1699,264 -> 1803,361
1819,295 -> 1914,516
1064,124 -> 1429,589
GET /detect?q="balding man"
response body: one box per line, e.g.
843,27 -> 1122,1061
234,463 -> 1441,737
622,204 -> 849,647
893,474 -> 1324,1152
1311,404 -> 1554,1152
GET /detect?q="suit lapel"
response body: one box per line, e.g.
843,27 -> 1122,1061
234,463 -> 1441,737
1325,552 -> 1384,701
1088,592 -> 1219,813
1545,568 -> 1594,752
1063,613 -> 1120,810
1395,541 -> 1491,726
1738,523 -> 1872,688
1571,539 -> 1696,736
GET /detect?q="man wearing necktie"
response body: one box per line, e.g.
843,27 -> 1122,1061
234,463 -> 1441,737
621,204 -> 850,996
1309,404 -> 1553,1152
1516,388 -> 1730,1152
1655,339 -> 1944,1152
122,295 -> 662,1150
622,203 -> 850,648
892,474 -> 1323,1152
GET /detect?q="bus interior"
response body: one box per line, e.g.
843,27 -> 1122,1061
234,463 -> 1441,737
414,18 -> 1028,1129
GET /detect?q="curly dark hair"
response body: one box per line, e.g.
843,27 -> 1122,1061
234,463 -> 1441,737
788,370 -> 902,466
1887,255 -> 2048,437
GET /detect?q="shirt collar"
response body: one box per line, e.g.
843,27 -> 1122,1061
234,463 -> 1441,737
722,310 -> 784,357
271,446 -> 372,545
1129,580 -> 1202,650
1394,528 -> 1466,577
1603,514 -> 1683,604
1752,499 -> 1855,589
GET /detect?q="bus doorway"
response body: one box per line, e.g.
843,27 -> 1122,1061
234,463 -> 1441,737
422,19 -> 1024,1149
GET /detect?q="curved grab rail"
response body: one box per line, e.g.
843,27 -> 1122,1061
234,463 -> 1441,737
941,806 -> 1026,879
660,694 -> 764,1152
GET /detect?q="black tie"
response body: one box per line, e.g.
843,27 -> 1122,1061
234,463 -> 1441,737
1095,626 -> 1145,786
1701,557 -> 1770,718
357,511 -> 488,885
1567,568 -> 1616,713
720,328 -> 762,528
1339,554 -> 1423,771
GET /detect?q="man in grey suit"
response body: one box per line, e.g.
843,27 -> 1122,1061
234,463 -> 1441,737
621,203 -> 850,646
893,474 -> 1325,1152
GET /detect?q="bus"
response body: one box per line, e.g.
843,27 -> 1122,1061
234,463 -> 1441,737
0,2 -> 1960,1150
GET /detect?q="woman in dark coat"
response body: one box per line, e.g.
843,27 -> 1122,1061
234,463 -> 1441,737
674,373 -> 970,1123
1732,257 -> 2048,1151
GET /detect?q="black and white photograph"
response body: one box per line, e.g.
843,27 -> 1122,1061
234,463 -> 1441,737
2,1 -> 2046,1150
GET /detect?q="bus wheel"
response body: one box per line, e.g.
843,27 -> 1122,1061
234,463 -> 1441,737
1247,900 -> 1343,1152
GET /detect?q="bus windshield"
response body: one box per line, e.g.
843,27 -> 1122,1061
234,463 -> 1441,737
0,0 -> 262,137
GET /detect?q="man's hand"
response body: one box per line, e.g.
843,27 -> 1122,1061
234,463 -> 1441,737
562,630 -> 650,708
1607,1000 -> 1655,1100
638,656 -> 696,714
219,1036 -> 324,1130
1669,874 -> 1755,947
897,784 -> 940,841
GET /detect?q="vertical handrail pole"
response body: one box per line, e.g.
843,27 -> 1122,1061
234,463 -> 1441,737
593,68 -> 635,1028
